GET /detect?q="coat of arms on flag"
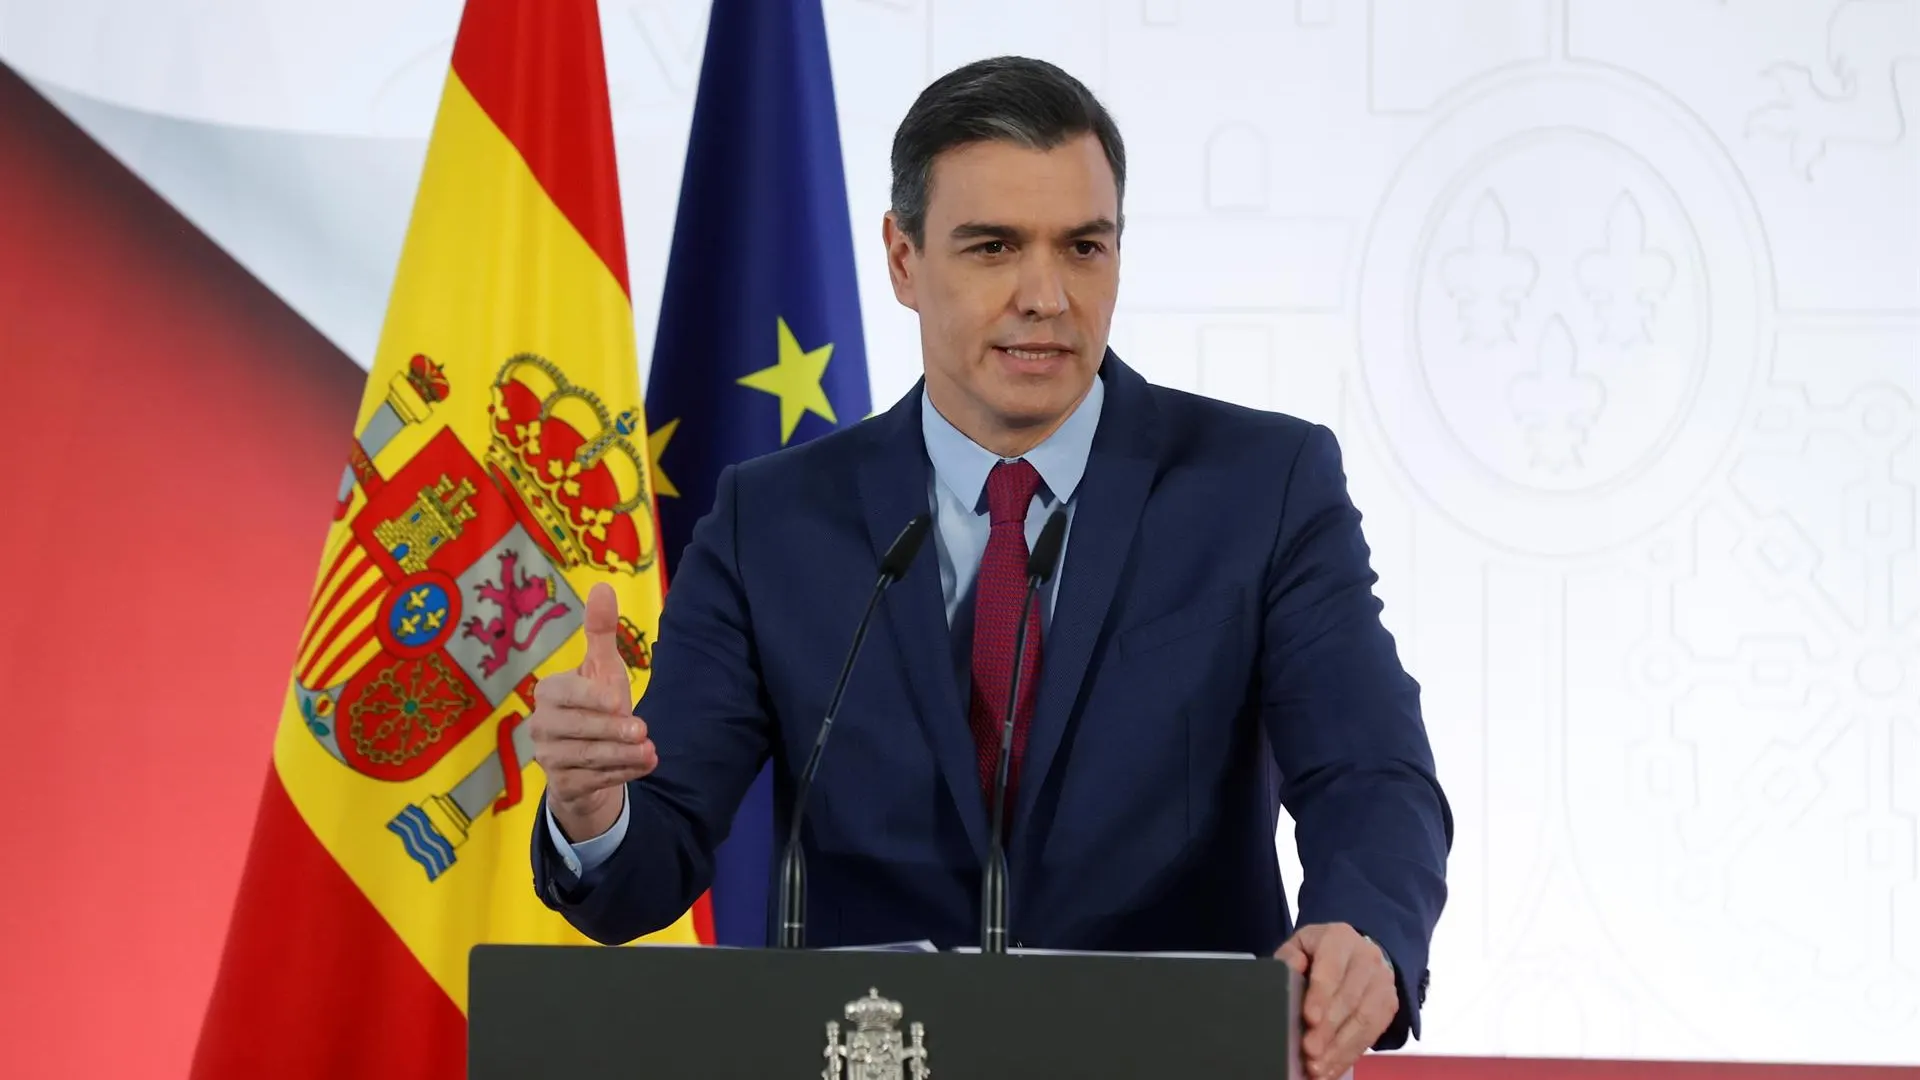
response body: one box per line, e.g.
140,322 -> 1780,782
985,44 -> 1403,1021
294,352 -> 655,880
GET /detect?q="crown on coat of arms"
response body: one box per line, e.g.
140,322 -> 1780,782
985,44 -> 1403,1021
485,353 -> 655,575
844,989 -> 905,1031
404,353 -> 451,407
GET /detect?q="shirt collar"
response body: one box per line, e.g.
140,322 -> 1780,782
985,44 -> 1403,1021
921,372 -> 1105,513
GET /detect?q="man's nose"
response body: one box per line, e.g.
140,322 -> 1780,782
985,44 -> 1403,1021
1014,254 -> 1068,319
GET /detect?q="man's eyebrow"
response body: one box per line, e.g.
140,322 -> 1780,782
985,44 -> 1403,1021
949,222 -> 1026,242
948,218 -> 1118,242
1062,217 -> 1118,238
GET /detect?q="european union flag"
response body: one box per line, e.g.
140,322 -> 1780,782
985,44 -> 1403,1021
644,0 -> 870,947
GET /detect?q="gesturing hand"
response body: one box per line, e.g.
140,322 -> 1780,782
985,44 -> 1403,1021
1275,922 -> 1399,1080
528,583 -> 656,841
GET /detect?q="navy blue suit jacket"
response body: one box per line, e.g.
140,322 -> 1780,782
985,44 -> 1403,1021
531,353 -> 1451,1046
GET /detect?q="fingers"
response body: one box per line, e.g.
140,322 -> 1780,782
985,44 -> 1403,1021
537,721 -> 658,806
532,672 -> 631,716
546,762 -> 655,804
536,731 -> 657,773
1300,929 -> 1350,1028
578,583 -> 629,687
1320,940 -> 1374,1037
531,700 -> 653,774
1312,960 -> 1397,1079
533,703 -> 646,745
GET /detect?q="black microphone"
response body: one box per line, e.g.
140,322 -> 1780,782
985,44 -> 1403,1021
775,513 -> 933,949
980,505 -> 1069,955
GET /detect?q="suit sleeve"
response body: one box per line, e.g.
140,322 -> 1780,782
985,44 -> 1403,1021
530,464 -> 773,943
1259,424 -> 1453,1049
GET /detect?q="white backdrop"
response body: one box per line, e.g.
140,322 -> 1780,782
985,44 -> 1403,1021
3,0 -> 1915,1067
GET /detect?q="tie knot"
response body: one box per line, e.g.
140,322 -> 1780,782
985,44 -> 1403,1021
985,459 -> 1042,525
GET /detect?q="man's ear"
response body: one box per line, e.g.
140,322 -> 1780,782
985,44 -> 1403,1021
882,212 -> 919,311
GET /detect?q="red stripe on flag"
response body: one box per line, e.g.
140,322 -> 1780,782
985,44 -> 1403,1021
450,0 -> 631,297
306,546 -> 359,626
692,890 -> 716,945
191,769 -> 468,1079
306,587 -> 382,688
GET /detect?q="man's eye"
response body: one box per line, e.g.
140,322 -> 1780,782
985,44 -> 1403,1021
977,240 -> 1006,255
1075,240 -> 1103,256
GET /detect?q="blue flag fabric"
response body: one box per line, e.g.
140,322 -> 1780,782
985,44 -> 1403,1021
643,0 -> 871,947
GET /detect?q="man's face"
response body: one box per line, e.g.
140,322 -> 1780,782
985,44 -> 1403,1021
884,132 -> 1120,454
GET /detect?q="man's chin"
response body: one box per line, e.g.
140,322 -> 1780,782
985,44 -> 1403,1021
989,391 -> 1087,432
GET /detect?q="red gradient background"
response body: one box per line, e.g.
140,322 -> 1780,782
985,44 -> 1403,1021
0,59 -> 1912,1080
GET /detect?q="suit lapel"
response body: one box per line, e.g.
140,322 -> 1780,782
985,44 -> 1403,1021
856,387 -> 990,858
1012,356 -> 1161,853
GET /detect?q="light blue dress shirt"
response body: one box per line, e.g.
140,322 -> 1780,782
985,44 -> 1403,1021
547,375 -> 1107,877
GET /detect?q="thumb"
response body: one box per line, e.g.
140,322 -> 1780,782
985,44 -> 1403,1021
1275,938 -> 1309,976
1276,924 -> 1325,971
577,582 -> 628,687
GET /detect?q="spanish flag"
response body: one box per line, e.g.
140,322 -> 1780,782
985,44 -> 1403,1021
191,3 -> 704,1076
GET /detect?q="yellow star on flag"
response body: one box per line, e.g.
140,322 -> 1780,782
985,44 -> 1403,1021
737,317 -> 838,444
648,417 -> 681,499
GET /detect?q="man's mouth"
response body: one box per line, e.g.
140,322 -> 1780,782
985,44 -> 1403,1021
995,344 -> 1072,362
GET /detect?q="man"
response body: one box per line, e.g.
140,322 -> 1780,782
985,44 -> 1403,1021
529,56 -> 1451,1078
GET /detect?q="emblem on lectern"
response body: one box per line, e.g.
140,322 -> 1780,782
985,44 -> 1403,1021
822,988 -> 930,1080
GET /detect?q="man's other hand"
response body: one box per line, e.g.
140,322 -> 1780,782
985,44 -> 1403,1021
1275,922 -> 1398,1080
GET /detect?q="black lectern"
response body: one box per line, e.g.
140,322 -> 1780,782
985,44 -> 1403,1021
469,943 -> 1304,1078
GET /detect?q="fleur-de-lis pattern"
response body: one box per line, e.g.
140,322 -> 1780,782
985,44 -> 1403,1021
1575,193 -> 1677,347
1438,191 -> 1539,346
1508,316 -> 1607,472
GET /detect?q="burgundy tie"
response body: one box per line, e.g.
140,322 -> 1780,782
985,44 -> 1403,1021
968,459 -> 1045,814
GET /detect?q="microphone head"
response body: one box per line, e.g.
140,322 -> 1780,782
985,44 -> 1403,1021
878,513 -> 933,581
1026,506 -> 1069,582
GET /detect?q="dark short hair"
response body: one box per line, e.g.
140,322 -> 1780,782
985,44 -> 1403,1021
889,56 -> 1126,248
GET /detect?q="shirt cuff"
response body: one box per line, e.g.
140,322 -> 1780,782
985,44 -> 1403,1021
544,787 -> 630,878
